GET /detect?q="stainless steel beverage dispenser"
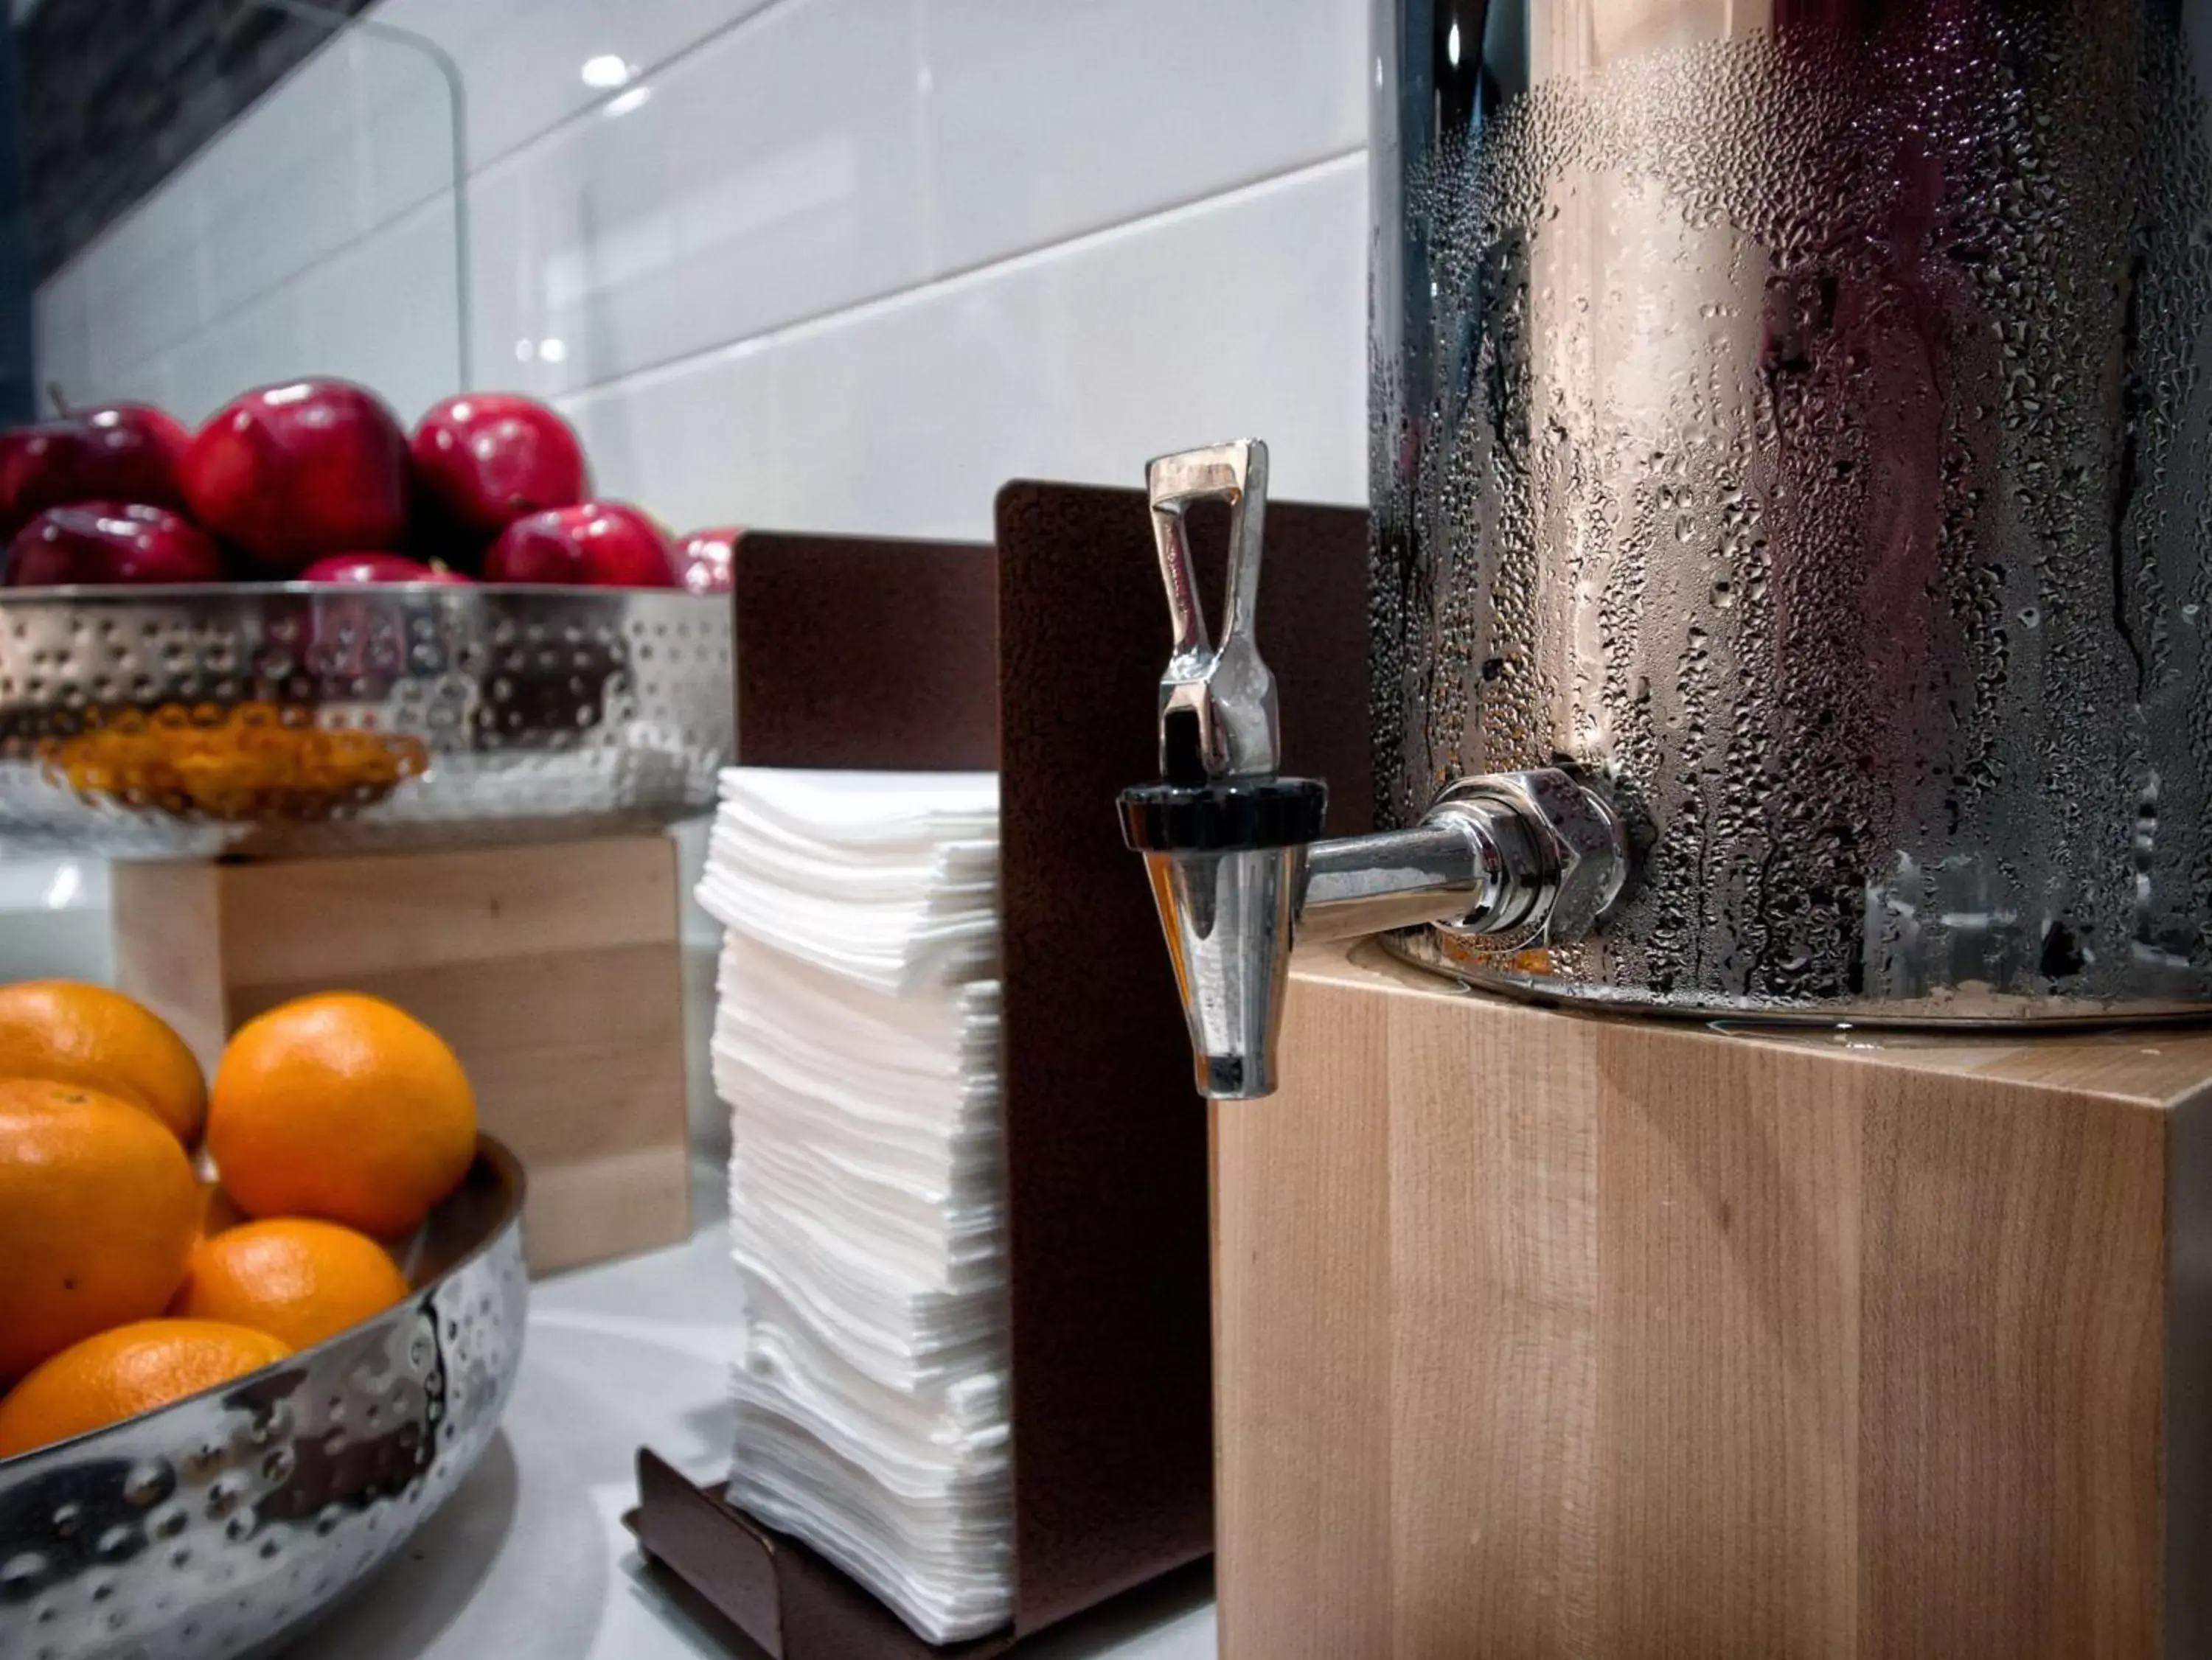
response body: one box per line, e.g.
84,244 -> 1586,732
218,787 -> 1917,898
1124,0 -> 2212,1098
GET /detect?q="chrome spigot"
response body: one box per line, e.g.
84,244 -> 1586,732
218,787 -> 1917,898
1118,439 -> 1631,1102
1116,440 -> 1323,1100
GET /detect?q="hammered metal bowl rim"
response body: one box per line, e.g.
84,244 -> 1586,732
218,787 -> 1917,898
0,1131 -> 528,1472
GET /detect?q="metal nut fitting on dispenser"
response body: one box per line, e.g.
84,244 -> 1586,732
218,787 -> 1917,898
1434,770 -> 1630,947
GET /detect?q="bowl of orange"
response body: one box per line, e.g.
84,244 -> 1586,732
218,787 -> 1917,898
0,983 -> 526,1660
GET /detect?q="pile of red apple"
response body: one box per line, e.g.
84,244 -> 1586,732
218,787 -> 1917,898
0,380 -> 737,594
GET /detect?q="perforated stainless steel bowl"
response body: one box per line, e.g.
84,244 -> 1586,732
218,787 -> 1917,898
0,585 -> 732,858
0,1137 -> 526,1660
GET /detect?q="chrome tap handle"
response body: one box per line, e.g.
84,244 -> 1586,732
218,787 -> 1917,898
1122,440 -> 1324,1100
1145,439 -> 1279,782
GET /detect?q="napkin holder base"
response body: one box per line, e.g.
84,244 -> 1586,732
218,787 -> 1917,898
629,1451 -> 1020,1659
629,484 -> 1369,1653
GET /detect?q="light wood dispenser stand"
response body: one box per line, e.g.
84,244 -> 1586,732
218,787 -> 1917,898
1215,941 -> 2212,1660
111,835 -> 692,1275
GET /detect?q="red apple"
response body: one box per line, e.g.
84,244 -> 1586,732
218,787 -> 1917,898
674,526 -> 740,596
72,405 -> 192,506
182,379 -> 409,573
4,502 -> 222,587
0,427 -> 74,538
483,501 -> 677,587
410,393 -> 590,543
299,552 -> 473,585
0,403 -> 191,537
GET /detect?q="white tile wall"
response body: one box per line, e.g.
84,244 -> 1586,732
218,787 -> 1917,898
192,40 -> 363,324
352,31 -> 462,229
558,153 -> 1366,539
369,0 -> 782,176
917,0 -> 1366,271
79,181 -> 201,391
469,0 -> 934,401
34,0 -> 1370,537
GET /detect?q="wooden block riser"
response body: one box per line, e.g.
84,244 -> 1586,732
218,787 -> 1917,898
113,837 -> 693,1275
1215,943 -> 2212,1660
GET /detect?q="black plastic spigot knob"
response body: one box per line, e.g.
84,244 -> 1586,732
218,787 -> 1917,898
1116,776 -> 1328,854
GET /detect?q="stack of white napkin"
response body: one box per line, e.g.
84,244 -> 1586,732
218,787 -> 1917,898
696,768 -> 1012,1644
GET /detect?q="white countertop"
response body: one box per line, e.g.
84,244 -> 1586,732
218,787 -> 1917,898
279,1165 -> 1218,1660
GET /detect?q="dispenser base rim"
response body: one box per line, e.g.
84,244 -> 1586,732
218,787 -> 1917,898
1379,927 -> 2212,1029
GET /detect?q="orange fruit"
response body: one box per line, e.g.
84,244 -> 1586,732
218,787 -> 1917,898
207,993 -> 476,1237
0,1319 -> 291,1460
0,980 -> 206,1145
174,1218 -> 411,1350
0,1079 -> 199,1381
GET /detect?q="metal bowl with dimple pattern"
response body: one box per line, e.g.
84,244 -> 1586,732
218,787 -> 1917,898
0,585 -> 733,859
0,1137 -> 527,1660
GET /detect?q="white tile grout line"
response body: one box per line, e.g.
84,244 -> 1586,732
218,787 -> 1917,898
551,147 -> 1368,408
94,144 -> 1366,420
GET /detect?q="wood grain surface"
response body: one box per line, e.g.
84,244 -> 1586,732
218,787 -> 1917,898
1214,941 -> 2212,1659
114,836 -> 692,1274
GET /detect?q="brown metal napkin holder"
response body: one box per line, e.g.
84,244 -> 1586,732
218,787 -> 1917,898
627,481 -> 1369,1656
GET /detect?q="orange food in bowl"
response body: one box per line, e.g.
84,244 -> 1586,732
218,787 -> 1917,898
43,703 -> 429,822
0,980 -> 206,1145
0,1319 -> 291,1460
0,1079 -> 199,1381
208,993 -> 476,1237
175,1218 -> 411,1350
